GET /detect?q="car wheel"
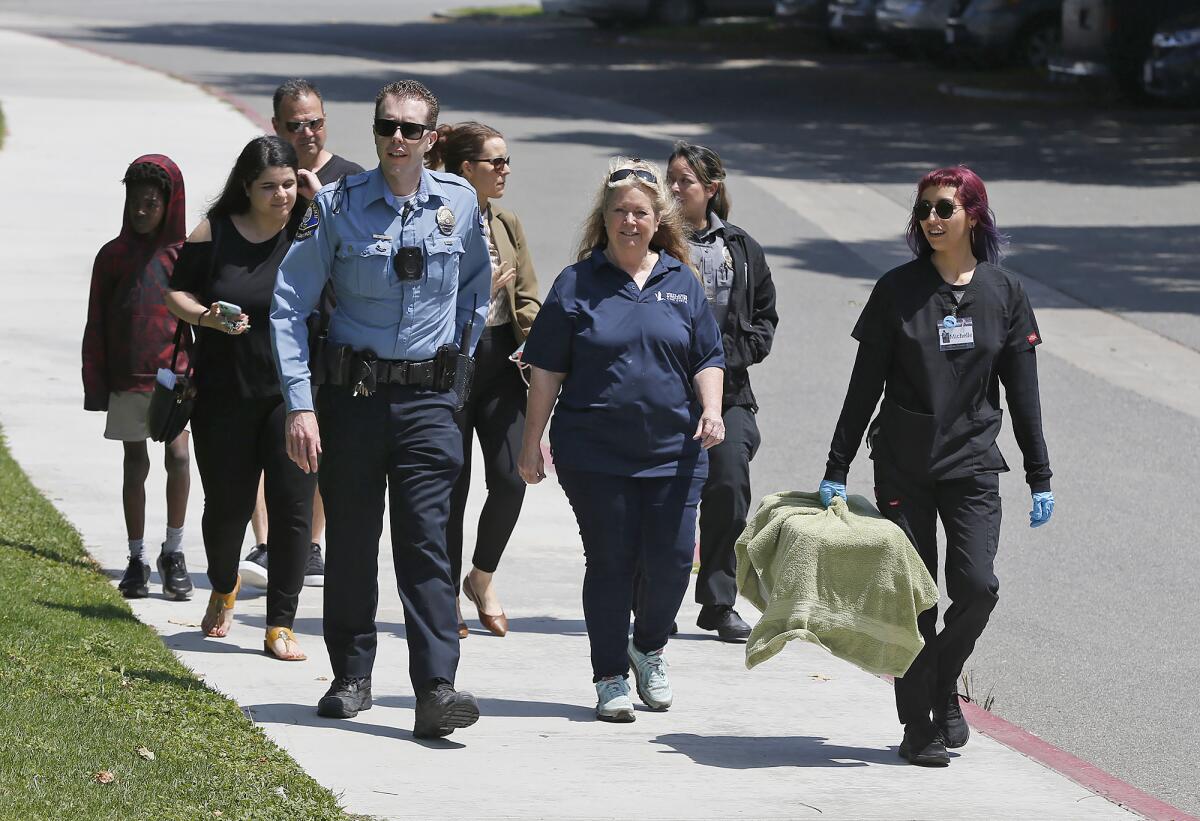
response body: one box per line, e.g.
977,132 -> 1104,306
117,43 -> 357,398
652,0 -> 700,26
1014,20 -> 1058,70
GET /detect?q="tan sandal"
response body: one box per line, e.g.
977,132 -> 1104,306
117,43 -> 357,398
264,626 -> 306,661
201,576 -> 240,638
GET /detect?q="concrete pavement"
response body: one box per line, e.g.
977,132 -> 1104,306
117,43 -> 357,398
0,27 -> 1183,820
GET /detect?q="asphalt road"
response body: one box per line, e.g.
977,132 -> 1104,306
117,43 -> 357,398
3,1 -> 1199,813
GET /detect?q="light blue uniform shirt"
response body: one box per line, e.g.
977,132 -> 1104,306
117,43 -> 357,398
270,166 -> 491,413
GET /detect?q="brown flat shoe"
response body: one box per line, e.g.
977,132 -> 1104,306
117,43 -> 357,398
201,575 -> 241,638
264,626 -> 307,661
462,574 -> 508,637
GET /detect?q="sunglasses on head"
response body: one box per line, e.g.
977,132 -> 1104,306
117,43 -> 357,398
474,156 -> 511,171
914,198 -> 960,221
284,118 -> 325,133
373,119 -> 432,140
609,167 -> 657,185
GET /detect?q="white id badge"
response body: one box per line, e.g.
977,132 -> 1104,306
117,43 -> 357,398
938,317 -> 975,351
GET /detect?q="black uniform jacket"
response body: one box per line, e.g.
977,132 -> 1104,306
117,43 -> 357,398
825,257 -> 1052,491
720,221 -> 779,411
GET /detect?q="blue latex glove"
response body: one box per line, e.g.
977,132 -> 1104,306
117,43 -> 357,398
1030,491 -> 1055,528
819,480 -> 847,508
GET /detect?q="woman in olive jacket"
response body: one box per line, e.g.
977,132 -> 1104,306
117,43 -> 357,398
665,141 -> 778,642
428,121 -> 541,638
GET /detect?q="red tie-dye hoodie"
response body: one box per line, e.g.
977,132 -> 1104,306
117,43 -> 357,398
82,154 -> 188,411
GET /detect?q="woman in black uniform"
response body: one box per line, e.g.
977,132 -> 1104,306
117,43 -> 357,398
818,165 -> 1055,766
166,136 -> 316,661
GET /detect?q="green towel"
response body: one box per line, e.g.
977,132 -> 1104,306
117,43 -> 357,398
735,491 -> 938,678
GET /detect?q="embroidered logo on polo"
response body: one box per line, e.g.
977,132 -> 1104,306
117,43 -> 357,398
295,202 -> 319,241
655,291 -> 688,304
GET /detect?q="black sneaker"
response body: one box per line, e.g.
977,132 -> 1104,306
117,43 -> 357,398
304,543 -> 325,587
239,544 -> 269,589
118,557 -> 151,599
898,724 -> 951,766
156,550 -> 193,601
414,679 -> 480,738
696,604 -> 752,643
317,676 -> 372,718
934,691 -> 971,749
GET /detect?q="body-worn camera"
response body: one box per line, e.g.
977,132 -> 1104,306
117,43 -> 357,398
393,245 -> 424,281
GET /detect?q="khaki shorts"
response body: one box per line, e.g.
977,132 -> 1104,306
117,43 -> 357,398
104,390 -> 152,441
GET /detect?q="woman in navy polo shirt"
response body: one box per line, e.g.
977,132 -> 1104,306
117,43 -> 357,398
518,157 -> 725,723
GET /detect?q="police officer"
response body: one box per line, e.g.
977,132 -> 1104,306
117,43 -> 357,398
817,166 -> 1055,766
270,80 -> 490,738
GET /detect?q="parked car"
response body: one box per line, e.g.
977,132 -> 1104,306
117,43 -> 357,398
826,0 -> 884,43
542,0 -> 776,26
1144,11 -> 1200,99
776,0 -> 830,29
874,0 -> 955,56
945,0 -> 1063,68
1048,0 -> 1197,99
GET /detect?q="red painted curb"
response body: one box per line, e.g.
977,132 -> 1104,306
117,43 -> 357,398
960,700 -> 1199,821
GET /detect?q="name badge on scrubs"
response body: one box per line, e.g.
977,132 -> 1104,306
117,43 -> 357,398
938,316 -> 974,350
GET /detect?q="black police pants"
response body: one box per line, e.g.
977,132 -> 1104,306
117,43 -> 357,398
191,393 -> 314,628
316,384 -> 464,690
558,468 -> 705,681
873,459 -> 1001,730
695,405 -> 760,607
447,323 -> 527,585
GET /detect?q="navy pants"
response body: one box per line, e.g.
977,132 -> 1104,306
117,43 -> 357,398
316,384 -> 464,691
558,468 -> 705,681
695,405 -> 760,607
873,459 -> 1002,731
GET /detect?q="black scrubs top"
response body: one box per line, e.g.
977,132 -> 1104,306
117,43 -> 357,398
523,248 -> 725,479
825,257 -> 1052,491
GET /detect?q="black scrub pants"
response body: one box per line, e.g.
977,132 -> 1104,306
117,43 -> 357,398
558,468 -> 705,681
316,384 -> 464,691
873,459 -> 1002,732
447,322 -> 527,587
190,393 -> 315,628
695,405 -> 760,607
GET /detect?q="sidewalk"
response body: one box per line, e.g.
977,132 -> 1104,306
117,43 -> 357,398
0,28 -> 1155,820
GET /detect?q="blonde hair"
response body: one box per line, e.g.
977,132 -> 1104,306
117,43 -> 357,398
576,156 -> 692,272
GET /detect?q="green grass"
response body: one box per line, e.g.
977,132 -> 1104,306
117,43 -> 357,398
0,102 -> 7,151
437,4 -> 544,19
0,428 -> 355,821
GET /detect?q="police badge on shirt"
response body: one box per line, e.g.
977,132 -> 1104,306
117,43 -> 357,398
296,201 -> 319,241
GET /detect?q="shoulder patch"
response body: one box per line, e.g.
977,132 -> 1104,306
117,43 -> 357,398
295,201 -> 319,241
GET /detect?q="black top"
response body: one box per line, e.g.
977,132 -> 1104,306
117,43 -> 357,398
825,257 -> 1052,491
316,154 -> 364,187
172,216 -> 291,398
714,220 -> 778,411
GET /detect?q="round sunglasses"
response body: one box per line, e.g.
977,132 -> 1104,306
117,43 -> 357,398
913,198 -> 961,221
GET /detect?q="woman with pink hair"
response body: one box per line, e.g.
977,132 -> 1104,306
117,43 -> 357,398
818,165 -> 1055,766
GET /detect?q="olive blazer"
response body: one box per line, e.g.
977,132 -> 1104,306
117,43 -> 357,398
487,204 -> 541,342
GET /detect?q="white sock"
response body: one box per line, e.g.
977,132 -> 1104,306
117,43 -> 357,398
162,526 -> 184,555
128,539 -> 146,562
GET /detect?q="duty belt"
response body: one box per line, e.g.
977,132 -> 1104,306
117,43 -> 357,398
364,358 -> 436,387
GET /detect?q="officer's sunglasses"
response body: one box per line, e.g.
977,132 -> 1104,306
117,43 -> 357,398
609,168 -> 657,185
474,156 -> 511,171
284,118 -> 325,133
373,118 -> 432,140
914,198 -> 961,221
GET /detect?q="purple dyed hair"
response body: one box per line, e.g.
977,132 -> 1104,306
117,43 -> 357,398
905,166 -> 1006,264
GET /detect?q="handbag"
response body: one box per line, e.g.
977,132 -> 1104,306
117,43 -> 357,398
147,320 -> 196,443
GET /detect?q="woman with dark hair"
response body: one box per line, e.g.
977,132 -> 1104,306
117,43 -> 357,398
666,141 -> 778,643
817,165 -> 1055,766
517,157 -> 724,722
427,121 -> 540,638
165,135 -> 316,661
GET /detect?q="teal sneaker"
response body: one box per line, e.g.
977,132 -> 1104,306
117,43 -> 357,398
627,637 -> 673,710
595,676 -> 635,723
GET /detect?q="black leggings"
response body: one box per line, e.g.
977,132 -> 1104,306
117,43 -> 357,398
447,323 -> 528,587
191,393 -> 315,627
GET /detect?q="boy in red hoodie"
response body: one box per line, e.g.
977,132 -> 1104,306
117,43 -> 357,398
83,155 -> 194,601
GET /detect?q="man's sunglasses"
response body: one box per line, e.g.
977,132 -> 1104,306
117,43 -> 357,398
373,119 -> 432,140
914,198 -> 960,221
474,156 -> 511,171
284,118 -> 325,133
608,168 -> 657,185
